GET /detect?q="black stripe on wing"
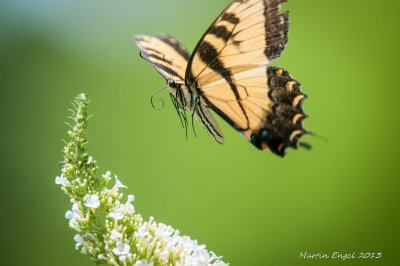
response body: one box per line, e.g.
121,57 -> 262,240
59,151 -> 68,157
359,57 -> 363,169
157,35 -> 191,61
195,101 -> 224,141
138,50 -> 185,81
134,34 -> 190,82
197,41 -> 249,130
184,1 -> 241,84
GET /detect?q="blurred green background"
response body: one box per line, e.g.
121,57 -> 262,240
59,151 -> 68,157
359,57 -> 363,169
1,0 -> 399,265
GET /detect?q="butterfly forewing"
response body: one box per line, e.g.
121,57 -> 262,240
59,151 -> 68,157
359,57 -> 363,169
185,0 -> 308,156
186,0 -> 289,84
134,34 -> 190,83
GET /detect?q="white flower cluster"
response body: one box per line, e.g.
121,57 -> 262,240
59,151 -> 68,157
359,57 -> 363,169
55,94 -> 228,266
134,219 -> 226,266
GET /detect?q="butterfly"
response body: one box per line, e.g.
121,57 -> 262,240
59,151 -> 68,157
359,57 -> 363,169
134,0 -> 310,157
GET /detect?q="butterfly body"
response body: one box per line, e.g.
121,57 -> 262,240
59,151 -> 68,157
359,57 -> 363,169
167,81 -> 195,112
168,79 -> 225,144
134,0 -> 309,157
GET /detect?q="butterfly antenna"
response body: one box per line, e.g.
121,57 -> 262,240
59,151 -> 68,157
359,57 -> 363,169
151,85 -> 167,110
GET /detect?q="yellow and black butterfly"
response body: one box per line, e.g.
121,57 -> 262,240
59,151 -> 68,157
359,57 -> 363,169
134,0 -> 309,157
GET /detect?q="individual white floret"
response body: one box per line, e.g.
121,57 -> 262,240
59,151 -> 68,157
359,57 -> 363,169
83,194 -> 100,208
74,234 -> 83,250
112,241 -> 130,256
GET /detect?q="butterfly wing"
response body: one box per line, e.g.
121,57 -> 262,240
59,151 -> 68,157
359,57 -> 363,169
194,100 -> 225,144
134,34 -> 190,83
134,34 -> 225,143
186,0 -> 289,83
186,0 -> 308,156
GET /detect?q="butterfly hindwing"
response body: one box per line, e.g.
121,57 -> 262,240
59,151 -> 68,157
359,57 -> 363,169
246,66 -> 307,156
197,65 -> 307,156
134,34 -> 190,83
